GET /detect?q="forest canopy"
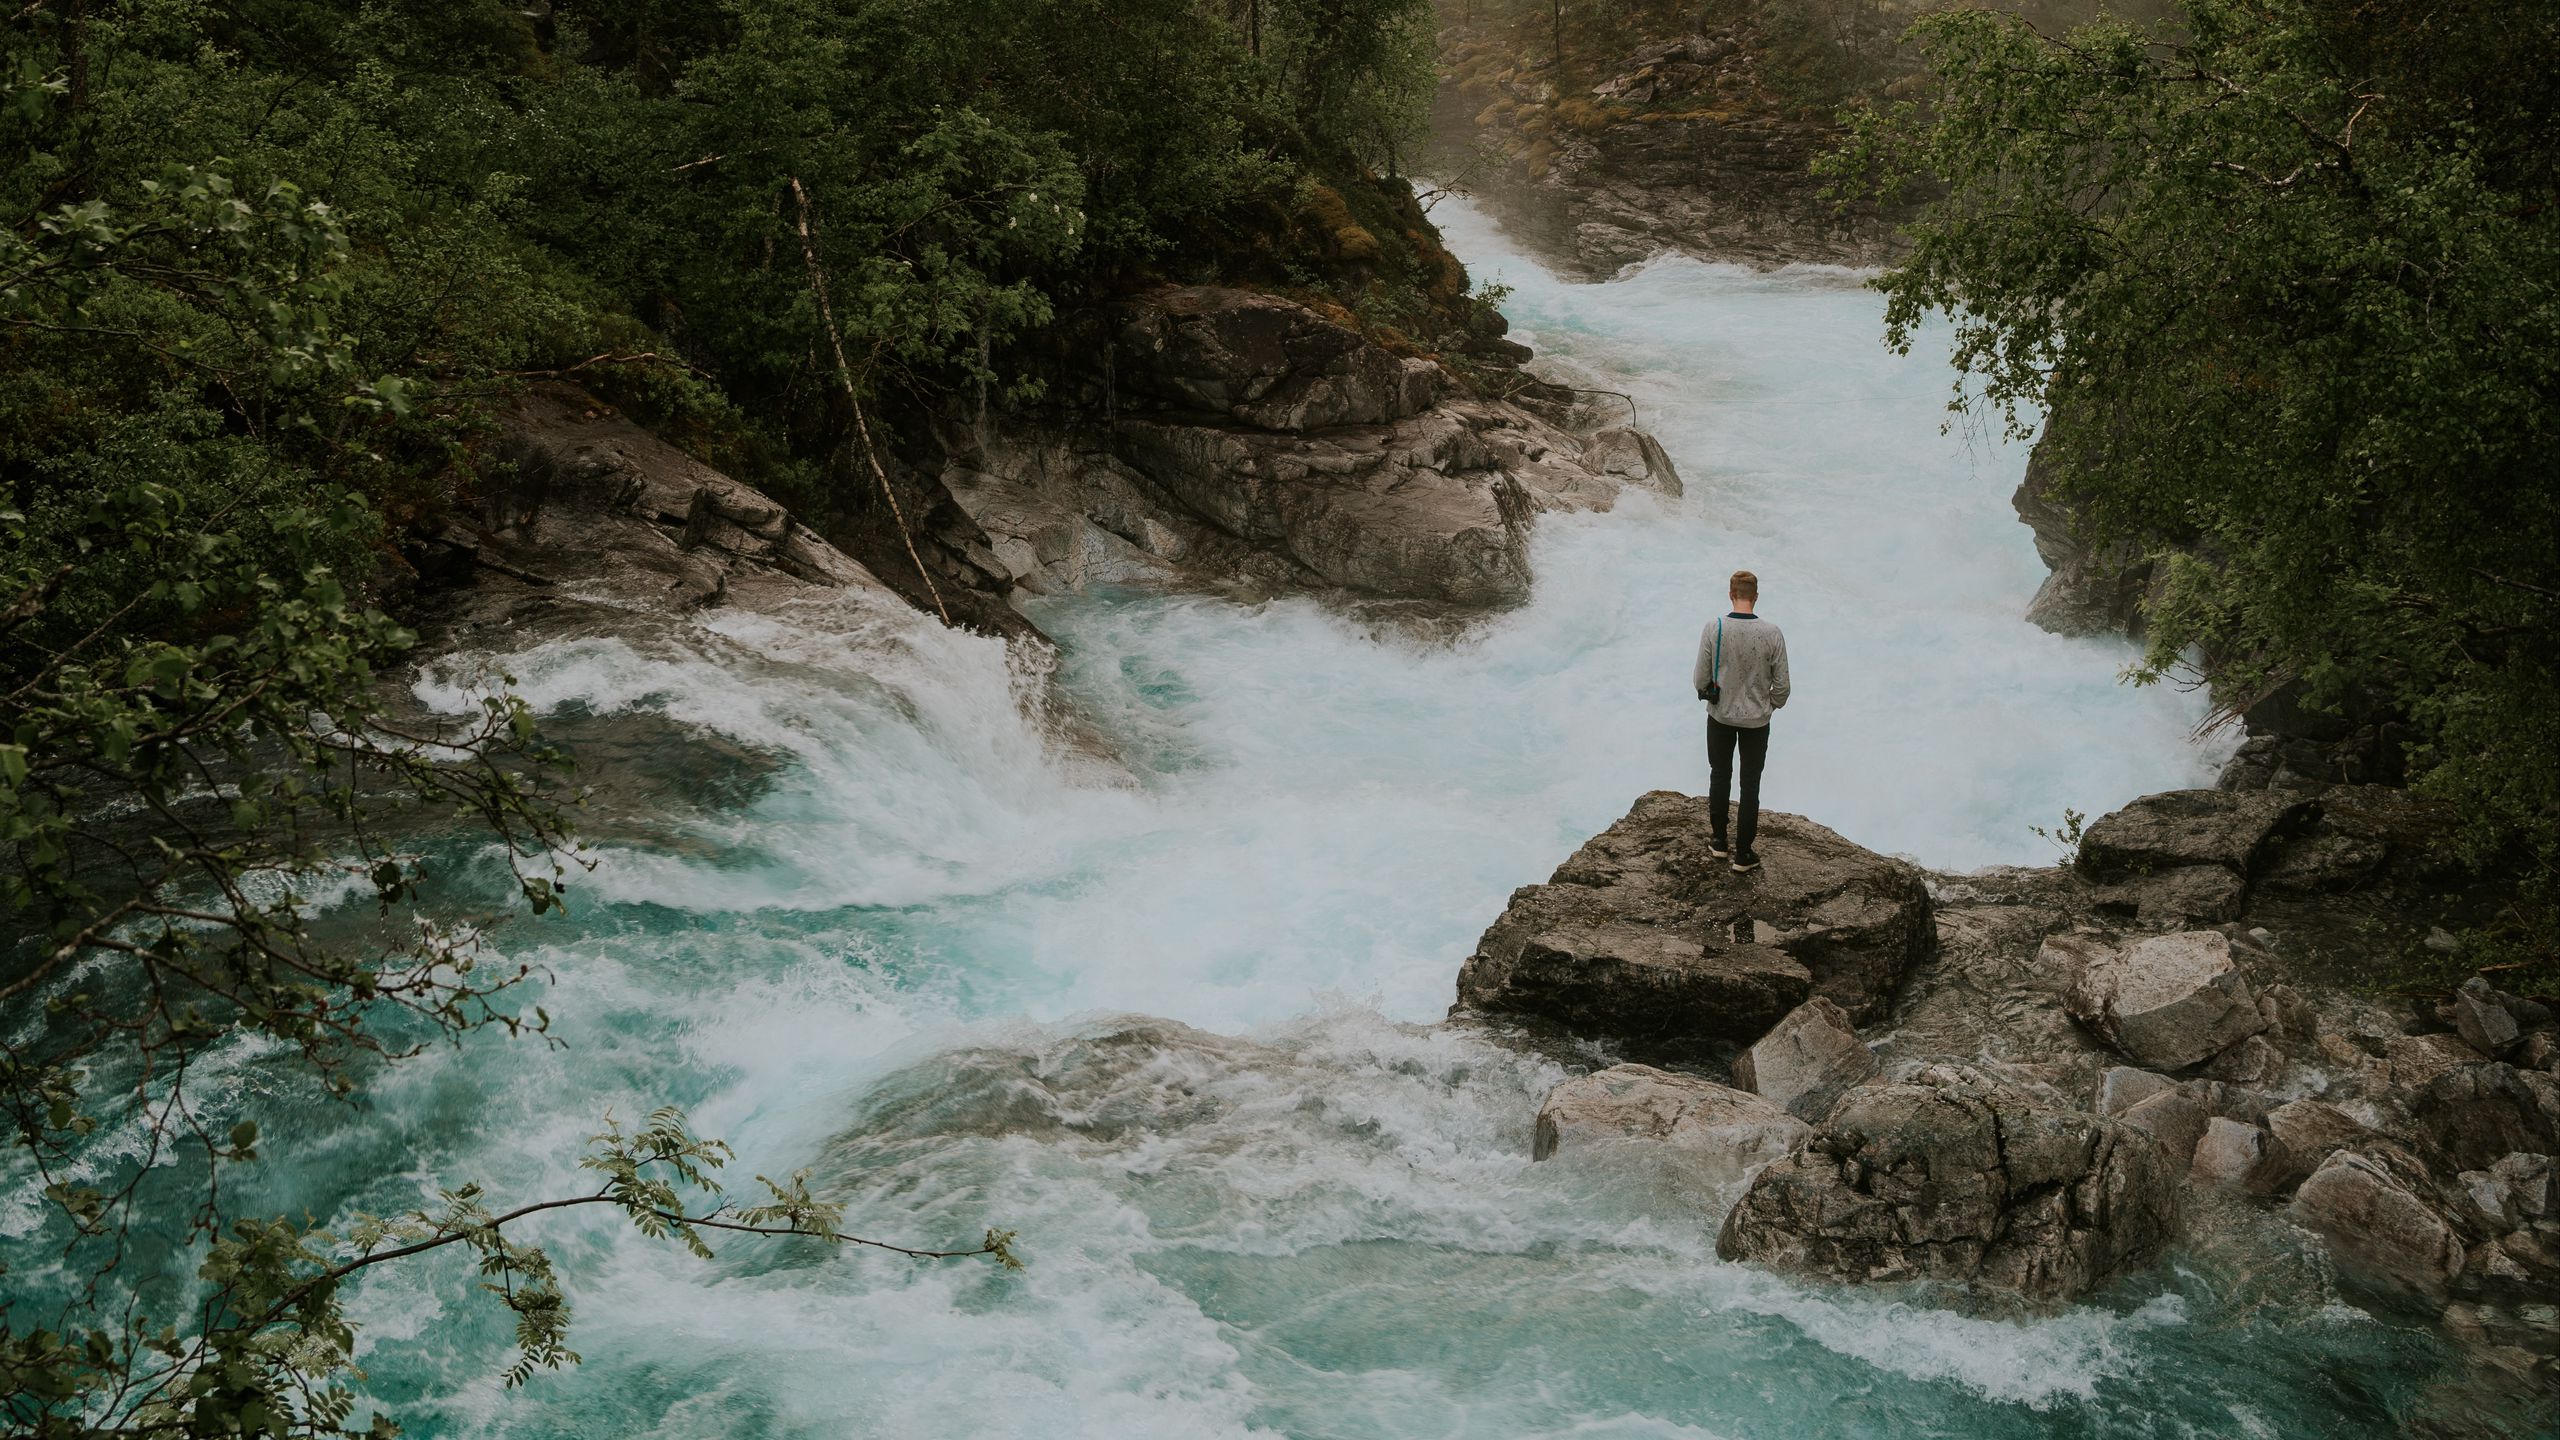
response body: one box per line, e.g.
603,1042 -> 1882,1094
1836,0 -> 2560,978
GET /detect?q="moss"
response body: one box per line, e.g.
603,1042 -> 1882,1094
1554,97 -> 1614,133
1298,182 -> 1383,264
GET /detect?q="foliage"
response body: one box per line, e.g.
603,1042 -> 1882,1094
0,0 -> 1443,1431
1437,0 -> 2179,118
1834,0 -> 2560,988
2029,806 -> 2086,863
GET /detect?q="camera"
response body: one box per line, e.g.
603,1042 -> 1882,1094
1704,682 -> 1721,704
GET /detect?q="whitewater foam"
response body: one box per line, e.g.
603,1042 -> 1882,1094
72,198 -> 2455,1439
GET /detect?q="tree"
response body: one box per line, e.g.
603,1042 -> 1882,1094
0,155 -> 1014,1438
1833,0 -> 2560,979
3,0 -> 1453,1427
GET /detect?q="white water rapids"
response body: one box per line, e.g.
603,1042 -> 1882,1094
281,198 -> 2461,1435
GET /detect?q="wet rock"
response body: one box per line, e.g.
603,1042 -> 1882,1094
1733,997 -> 1879,1122
1456,794 -> 1933,1046
2190,1117 -> 2296,1195
2120,1090 -> 2210,1172
2075,789 -> 2314,884
1578,426 -> 1682,491
1532,1064 -> 1807,1181
2097,1066 -> 2176,1117
2292,1149 -> 2471,1303
2413,1063 -> 2560,1172
1715,1064 -> 2178,1303
2058,930 -> 2268,1071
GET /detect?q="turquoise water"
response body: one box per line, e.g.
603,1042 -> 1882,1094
15,200 -> 2474,1436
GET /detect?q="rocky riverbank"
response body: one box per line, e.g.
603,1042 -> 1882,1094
1460,785 -> 2557,1432
417,285 -> 1677,661
936,284 -> 1677,612
1433,17 -> 1913,275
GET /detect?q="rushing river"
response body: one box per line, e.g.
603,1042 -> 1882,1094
100,199 -> 2469,1435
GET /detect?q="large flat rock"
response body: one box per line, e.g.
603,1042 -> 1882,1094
1455,793 -> 1933,1047
2075,789 -> 2314,883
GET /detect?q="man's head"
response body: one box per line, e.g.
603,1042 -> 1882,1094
1729,569 -> 1758,612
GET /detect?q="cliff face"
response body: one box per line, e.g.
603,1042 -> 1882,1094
1435,22 -> 1914,274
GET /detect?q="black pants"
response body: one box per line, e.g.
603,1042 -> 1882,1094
1708,718 -> 1770,853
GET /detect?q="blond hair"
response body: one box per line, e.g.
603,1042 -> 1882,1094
1729,570 -> 1759,602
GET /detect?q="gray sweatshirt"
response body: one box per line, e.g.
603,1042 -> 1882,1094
1693,613 -> 1790,728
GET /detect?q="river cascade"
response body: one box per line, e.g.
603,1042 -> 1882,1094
141,201 -> 2472,1436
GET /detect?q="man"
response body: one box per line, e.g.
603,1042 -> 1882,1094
1692,569 -> 1790,873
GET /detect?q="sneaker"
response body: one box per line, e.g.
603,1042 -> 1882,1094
1730,850 -> 1762,874
1707,837 -> 1731,860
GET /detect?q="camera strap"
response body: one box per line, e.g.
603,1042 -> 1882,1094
1710,617 -> 1723,697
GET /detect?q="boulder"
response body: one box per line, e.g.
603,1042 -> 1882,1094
2096,1066 -> 2177,1117
1715,1064 -> 2179,1303
2520,1030 -> 2560,1072
1456,794 -> 1933,1045
1461,919 -> 1811,1048
2119,1090 -> 2210,1172
2452,978 -> 2523,1058
1733,997 -> 1880,1122
2290,1149 -> 2469,1303
1578,426 -> 1682,491
2058,930 -> 2268,1071
2188,1079 -> 2275,1125
2265,1099 -> 2376,1182
2411,1062 -> 2560,1172
1532,1064 -> 1807,1181
2189,1118 -> 2296,1195
2455,1153 -> 2553,1233
2074,789 -> 2313,883
2198,1033 -> 2287,1086
2388,1033 -> 2489,1090
2087,864 -> 2249,926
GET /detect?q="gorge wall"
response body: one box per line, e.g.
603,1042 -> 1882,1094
1432,13 -> 1915,274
